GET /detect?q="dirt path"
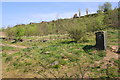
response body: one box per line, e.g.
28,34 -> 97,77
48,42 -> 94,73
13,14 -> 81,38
94,49 -> 119,68
0,43 -> 29,54
0,43 -> 28,49
105,50 -> 118,60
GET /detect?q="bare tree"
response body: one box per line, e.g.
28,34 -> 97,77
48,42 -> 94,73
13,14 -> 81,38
78,8 -> 81,17
86,8 -> 88,15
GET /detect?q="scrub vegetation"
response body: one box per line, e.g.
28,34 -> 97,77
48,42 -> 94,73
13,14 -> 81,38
1,2 -> 120,78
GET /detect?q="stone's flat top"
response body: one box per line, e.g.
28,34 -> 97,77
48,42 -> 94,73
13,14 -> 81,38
95,31 -> 106,34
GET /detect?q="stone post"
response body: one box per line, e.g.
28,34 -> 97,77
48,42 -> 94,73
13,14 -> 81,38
95,31 -> 107,50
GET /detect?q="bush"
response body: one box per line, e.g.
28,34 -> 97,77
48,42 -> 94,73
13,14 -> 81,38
65,19 -> 87,42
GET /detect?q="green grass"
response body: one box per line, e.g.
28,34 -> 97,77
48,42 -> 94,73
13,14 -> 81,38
2,29 -> 119,78
2,46 -> 14,51
107,29 -> 118,46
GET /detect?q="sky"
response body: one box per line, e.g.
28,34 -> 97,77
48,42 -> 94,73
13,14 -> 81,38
0,2 -> 118,28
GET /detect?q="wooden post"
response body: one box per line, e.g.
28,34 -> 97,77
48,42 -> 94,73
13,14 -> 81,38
95,31 -> 107,50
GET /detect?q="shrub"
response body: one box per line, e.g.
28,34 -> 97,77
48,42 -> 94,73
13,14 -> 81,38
65,19 -> 87,42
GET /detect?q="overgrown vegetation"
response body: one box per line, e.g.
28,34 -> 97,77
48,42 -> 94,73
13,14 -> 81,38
2,29 -> 119,78
1,2 -> 119,78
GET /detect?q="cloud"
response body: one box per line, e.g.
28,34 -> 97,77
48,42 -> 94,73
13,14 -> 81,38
2,11 -> 97,28
29,12 -> 73,22
30,10 -> 97,22
30,11 -> 88,22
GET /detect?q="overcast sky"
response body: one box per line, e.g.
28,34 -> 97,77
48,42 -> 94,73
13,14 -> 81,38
0,2 -> 118,28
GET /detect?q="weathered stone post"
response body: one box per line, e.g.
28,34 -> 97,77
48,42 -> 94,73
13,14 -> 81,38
118,27 -> 120,53
117,1 -> 120,53
95,31 -> 107,50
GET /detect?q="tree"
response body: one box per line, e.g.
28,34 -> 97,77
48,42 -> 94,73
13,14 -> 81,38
103,9 -> 118,28
64,19 -> 87,43
86,8 -> 88,15
5,27 -> 16,38
97,2 -> 112,13
85,15 -> 105,32
103,2 -> 112,12
78,8 -> 81,17
97,5 -> 104,13
14,26 -> 25,42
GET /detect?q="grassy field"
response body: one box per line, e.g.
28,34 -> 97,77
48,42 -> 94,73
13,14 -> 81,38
1,29 -> 119,78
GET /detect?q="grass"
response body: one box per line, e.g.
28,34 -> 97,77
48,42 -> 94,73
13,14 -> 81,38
2,46 -> 14,51
2,29 -> 119,78
107,29 -> 118,46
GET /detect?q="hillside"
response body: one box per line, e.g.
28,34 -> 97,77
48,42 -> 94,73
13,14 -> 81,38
3,7 -> 119,39
3,13 -> 104,36
1,3 -> 120,79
